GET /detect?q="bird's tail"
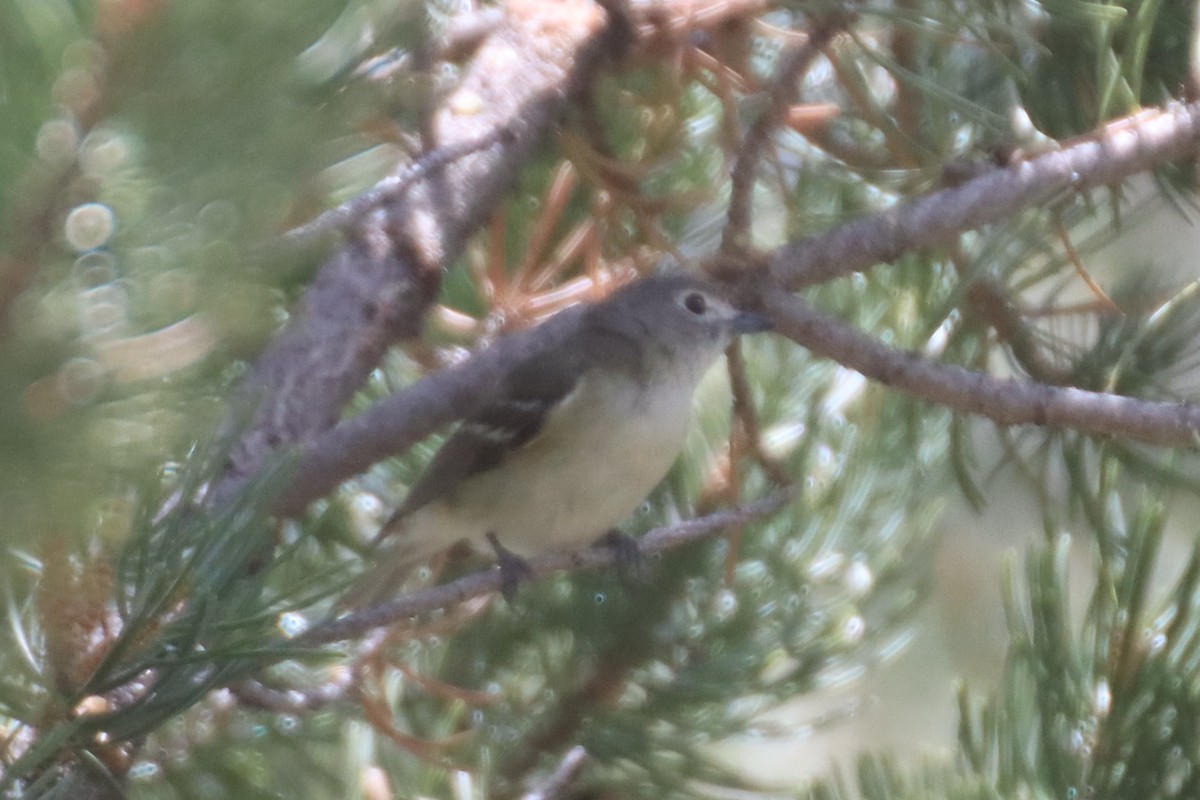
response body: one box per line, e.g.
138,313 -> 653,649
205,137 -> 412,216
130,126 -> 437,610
337,504 -> 476,612
336,516 -> 437,611
337,545 -> 424,611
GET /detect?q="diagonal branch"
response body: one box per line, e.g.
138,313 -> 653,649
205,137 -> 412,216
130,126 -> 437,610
212,0 -> 615,506
270,305 -> 585,516
761,288 -> 1200,447
770,103 -> 1200,289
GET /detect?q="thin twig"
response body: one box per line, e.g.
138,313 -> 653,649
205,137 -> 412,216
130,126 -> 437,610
721,23 -> 839,255
1052,211 -> 1120,313
889,0 -> 924,148
273,127 -> 518,254
301,493 -> 788,645
798,118 -> 897,171
722,340 -> 788,584
726,340 -> 792,485
964,277 -> 1073,386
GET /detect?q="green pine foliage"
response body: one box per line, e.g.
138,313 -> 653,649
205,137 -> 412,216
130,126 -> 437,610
4,0 -> 1200,798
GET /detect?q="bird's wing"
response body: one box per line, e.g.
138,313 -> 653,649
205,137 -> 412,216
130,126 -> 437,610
387,340 -> 588,523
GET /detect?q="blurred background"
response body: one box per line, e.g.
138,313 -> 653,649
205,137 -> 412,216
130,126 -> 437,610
6,2 -> 1200,798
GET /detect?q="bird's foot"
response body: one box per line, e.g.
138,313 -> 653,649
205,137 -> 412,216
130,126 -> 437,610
486,532 -> 533,603
600,529 -> 642,581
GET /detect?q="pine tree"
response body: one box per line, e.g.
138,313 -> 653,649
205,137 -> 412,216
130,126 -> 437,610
3,1 -> 1200,798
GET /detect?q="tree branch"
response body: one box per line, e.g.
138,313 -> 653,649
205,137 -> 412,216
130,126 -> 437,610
301,493 -> 787,645
270,305 -> 585,517
761,288 -> 1200,447
770,102 -> 1200,289
212,0 -> 614,506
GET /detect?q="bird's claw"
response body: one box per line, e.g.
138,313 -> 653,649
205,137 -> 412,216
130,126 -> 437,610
486,532 -> 533,603
600,529 -> 642,580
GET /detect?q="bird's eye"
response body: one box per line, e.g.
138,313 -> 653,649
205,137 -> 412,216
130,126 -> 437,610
683,292 -> 708,315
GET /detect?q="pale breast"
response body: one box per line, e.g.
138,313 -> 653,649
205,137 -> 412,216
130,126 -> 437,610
406,369 -> 696,558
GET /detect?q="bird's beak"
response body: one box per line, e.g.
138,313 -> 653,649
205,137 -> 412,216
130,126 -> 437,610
732,311 -> 773,334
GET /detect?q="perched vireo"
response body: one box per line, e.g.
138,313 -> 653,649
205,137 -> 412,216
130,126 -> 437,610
344,273 -> 771,607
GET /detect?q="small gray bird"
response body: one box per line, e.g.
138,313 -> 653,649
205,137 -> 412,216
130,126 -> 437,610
342,273 -> 771,607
